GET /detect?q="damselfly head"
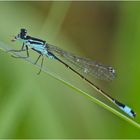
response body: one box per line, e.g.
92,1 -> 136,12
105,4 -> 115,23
20,28 -> 27,35
19,28 -> 27,39
11,28 -> 27,42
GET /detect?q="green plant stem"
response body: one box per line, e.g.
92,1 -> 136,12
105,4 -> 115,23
0,41 -> 140,129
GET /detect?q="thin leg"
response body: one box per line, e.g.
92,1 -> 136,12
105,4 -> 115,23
7,49 -> 26,52
37,56 -> 44,75
34,54 -> 41,64
7,43 -> 25,52
9,45 -> 29,59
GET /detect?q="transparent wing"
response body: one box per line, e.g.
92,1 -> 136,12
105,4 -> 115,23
47,44 -> 116,81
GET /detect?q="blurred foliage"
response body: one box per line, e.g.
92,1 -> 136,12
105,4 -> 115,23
0,1 -> 140,138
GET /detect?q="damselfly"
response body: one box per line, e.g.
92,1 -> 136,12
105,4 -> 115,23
8,28 -> 136,118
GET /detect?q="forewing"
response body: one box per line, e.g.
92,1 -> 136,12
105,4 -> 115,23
47,44 -> 116,81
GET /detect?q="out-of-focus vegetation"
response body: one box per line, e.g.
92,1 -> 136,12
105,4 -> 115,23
0,1 -> 140,138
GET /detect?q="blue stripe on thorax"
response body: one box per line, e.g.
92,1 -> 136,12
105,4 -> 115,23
26,39 -> 54,59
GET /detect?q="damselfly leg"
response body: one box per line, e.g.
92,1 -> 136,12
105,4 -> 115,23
36,55 -> 44,75
34,54 -> 41,64
7,43 -> 29,59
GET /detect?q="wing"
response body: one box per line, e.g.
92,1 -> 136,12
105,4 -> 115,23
47,43 -> 116,81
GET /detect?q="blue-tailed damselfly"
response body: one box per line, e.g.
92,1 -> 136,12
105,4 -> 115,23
8,28 -> 136,118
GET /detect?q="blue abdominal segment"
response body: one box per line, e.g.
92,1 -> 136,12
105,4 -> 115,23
114,99 -> 136,118
119,105 -> 136,118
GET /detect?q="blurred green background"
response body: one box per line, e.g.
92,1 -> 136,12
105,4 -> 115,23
0,1 -> 140,138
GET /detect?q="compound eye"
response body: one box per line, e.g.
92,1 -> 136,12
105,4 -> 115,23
21,28 -> 27,33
